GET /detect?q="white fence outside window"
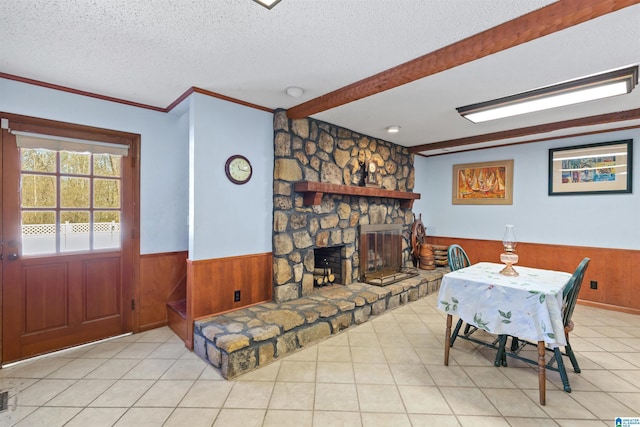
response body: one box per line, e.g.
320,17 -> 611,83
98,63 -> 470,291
22,222 -> 121,255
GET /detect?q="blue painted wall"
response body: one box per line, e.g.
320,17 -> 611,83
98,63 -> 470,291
413,130 -> 639,249
1,78 -> 274,258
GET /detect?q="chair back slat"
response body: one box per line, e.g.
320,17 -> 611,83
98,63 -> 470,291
448,244 -> 471,271
562,257 -> 590,326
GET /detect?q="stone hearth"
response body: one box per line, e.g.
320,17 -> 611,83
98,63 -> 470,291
193,269 -> 447,379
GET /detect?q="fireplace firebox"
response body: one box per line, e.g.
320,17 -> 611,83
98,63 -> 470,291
314,246 -> 344,286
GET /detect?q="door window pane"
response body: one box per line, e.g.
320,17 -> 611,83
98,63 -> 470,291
21,174 -> 56,208
21,148 -> 56,173
94,179 -> 120,208
94,211 -> 120,250
94,153 -> 121,177
60,177 -> 90,208
60,151 -> 90,175
60,211 -> 90,252
22,211 -> 57,255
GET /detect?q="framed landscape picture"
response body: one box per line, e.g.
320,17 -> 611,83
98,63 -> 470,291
548,140 -> 632,196
452,159 -> 514,205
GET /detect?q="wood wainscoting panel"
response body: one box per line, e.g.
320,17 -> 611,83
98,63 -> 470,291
426,237 -> 640,314
185,252 -> 273,349
187,252 -> 273,319
139,251 -> 188,331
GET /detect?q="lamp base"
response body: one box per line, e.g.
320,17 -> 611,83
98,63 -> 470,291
499,252 -> 519,277
500,263 -> 519,277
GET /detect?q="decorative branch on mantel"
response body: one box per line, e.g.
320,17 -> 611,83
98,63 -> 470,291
294,181 -> 421,209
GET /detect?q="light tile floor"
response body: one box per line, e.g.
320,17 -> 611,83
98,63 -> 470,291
1,292 -> 639,426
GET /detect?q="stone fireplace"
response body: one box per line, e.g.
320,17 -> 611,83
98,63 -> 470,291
272,110 -> 417,303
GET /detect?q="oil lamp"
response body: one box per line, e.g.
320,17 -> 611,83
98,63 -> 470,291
499,224 -> 519,276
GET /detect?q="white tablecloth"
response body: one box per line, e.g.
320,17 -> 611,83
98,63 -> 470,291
437,262 -> 572,346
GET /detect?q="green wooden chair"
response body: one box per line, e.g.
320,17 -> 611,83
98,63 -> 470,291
495,257 -> 590,393
447,244 -> 473,347
448,244 -> 470,271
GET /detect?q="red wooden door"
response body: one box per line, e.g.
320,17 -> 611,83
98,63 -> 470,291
1,116 -> 137,364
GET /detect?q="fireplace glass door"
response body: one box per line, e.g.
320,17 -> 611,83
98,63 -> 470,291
359,224 -> 417,286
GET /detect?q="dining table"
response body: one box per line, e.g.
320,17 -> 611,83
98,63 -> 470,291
437,262 -> 573,405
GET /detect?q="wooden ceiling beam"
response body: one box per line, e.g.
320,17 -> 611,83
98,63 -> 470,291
409,108 -> 640,153
287,0 -> 640,119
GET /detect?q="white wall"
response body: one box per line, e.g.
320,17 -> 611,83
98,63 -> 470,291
1,77 -> 188,254
188,93 -> 274,260
413,129 -> 639,250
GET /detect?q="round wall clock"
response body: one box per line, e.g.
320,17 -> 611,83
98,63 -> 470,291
225,154 -> 253,185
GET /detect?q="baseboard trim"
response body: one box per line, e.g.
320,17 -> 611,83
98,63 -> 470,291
577,299 -> 640,316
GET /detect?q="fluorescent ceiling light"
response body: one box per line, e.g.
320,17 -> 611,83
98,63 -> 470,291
457,66 -> 638,123
253,0 -> 282,9
386,126 -> 401,133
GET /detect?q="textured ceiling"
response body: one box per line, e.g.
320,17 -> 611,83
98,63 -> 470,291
1,1 -> 639,155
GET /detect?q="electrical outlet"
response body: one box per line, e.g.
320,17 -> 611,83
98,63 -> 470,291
234,290 -> 241,302
590,280 -> 598,290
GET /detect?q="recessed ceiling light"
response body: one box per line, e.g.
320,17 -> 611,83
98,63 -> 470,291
457,65 -> 638,123
286,86 -> 304,98
253,0 -> 282,10
386,126 -> 401,133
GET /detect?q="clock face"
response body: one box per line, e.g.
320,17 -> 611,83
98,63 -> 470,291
225,155 -> 252,184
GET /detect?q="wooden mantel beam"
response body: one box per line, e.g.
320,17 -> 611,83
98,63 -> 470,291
294,181 -> 420,209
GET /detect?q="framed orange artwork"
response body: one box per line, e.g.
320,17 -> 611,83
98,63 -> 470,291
452,159 -> 514,205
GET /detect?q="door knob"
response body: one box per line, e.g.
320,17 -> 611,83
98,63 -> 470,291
4,240 -> 20,261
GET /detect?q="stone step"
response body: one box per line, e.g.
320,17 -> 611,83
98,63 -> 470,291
193,268 -> 447,379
